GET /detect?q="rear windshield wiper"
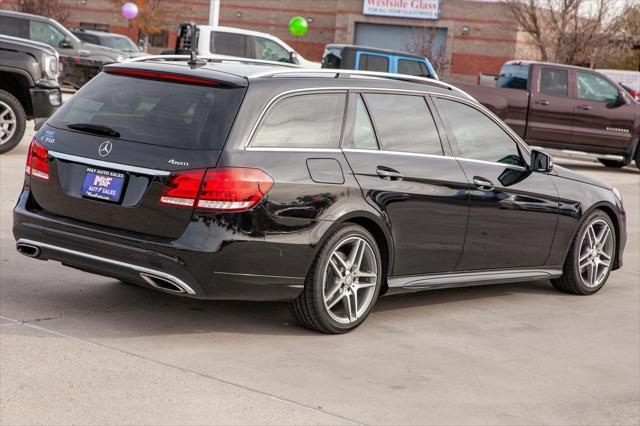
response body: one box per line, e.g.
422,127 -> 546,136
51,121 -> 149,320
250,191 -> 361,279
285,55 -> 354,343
66,123 -> 121,138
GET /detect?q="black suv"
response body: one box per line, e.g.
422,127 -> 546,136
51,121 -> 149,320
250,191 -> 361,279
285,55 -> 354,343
13,59 -> 627,333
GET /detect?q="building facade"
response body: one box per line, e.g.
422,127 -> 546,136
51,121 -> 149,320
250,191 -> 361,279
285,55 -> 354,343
2,0 -> 538,83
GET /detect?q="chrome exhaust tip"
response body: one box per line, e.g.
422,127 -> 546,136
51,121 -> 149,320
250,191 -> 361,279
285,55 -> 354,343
16,243 -> 41,258
139,272 -> 187,294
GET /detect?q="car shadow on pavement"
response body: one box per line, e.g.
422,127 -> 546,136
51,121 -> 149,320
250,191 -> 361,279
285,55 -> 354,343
7,277 -> 561,338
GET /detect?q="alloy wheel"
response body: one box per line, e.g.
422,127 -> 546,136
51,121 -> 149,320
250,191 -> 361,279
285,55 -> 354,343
322,236 -> 378,324
578,219 -> 614,288
0,100 -> 17,146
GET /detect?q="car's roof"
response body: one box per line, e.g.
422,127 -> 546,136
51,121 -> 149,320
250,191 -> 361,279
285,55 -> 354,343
0,9 -> 52,22
72,29 -> 128,39
326,44 -> 425,59
115,58 -> 472,100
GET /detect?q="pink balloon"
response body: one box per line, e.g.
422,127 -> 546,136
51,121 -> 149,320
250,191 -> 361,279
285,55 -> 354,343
121,2 -> 139,20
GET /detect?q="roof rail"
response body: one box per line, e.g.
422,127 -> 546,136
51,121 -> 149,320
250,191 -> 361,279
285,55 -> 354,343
126,54 -> 302,69
252,68 -> 476,101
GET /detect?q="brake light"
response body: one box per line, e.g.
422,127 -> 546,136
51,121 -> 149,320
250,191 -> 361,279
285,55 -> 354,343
159,169 -> 206,207
105,68 -> 222,86
158,167 -> 273,212
197,168 -> 273,212
25,139 -> 50,181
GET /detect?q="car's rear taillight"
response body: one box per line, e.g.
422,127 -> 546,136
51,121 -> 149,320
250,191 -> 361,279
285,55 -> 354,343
197,168 -> 273,212
159,167 -> 273,212
159,169 -> 206,207
25,139 -> 50,181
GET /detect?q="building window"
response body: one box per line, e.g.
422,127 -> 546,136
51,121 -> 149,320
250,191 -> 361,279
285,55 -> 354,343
79,22 -> 109,32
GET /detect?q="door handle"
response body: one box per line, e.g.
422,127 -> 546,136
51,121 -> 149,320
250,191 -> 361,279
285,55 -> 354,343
535,100 -> 550,106
473,176 -> 495,191
577,104 -> 592,111
376,166 -> 403,181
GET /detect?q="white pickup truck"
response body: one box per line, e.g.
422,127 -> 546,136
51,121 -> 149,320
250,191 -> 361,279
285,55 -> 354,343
173,23 -> 320,68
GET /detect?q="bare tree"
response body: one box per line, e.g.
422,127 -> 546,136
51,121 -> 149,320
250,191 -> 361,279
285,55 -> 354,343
502,0 -> 638,66
404,27 -> 450,76
16,0 -> 70,25
108,0 -> 177,51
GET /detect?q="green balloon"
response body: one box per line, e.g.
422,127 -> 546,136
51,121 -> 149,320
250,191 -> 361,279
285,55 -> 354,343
289,16 -> 308,37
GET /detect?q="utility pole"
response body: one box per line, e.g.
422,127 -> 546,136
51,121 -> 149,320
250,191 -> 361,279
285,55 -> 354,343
209,0 -> 220,26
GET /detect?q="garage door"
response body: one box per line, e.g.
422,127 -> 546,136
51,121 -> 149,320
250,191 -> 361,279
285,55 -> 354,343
354,23 -> 447,58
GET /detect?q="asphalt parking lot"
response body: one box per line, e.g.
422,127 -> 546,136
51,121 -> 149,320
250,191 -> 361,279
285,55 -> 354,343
1,120 -> 638,425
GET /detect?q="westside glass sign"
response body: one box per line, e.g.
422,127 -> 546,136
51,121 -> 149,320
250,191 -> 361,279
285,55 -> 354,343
363,0 -> 441,20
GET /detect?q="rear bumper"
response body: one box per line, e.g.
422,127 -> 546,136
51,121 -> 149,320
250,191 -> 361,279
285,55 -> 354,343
13,190 -> 307,301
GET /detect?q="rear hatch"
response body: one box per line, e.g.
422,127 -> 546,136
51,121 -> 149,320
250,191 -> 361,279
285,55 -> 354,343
28,63 -> 247,239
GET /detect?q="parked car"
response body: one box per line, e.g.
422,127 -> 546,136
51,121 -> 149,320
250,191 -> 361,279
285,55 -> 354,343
0,10 -> 126,87
458,61 -> 640,169
322,44 -> 438,79
0,35 -> 62,154
173,22 -> 320,68
71,28 -> 146,57
620,83 -> 640,102
14,61 -> 626,333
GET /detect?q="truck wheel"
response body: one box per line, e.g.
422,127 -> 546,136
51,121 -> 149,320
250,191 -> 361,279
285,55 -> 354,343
0,90 -> 26,154
597,158 -> 625,168
636,147 -> 640,171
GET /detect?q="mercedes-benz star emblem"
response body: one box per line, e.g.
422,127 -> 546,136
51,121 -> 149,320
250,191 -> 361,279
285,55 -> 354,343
98,140 -> 112,157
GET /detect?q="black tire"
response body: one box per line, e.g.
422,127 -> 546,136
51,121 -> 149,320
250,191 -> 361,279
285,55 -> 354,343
0,89 -> 27,155
598,158 -> 625,168
635,146 -> 640,171
289,224 -> 383,334
551,210 -> 616,295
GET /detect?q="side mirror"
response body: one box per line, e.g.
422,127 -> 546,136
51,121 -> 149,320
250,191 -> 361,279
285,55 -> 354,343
289,51 -> 299,64
59,37 -> 73,49
606,93 -> 626,108
530,149 -> 553,173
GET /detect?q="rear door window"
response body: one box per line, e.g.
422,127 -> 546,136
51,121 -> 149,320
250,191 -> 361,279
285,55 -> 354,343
398,59 -> 429,77
251,93 -> 346,148
346,95 -> 378,150
358,54 -> 389,72
363,93 -> 443,155
0,15 -> 29,38
49,72 -> 246,149
540,68 -> 569,97
210,31 -> 247,57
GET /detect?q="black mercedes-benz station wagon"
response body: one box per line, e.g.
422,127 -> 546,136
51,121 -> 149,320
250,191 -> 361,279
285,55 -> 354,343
14,58 -> 627,333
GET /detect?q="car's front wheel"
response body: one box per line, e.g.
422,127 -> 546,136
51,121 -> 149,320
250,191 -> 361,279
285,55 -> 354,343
289,224 -> 382,334
551,211 -> 616,295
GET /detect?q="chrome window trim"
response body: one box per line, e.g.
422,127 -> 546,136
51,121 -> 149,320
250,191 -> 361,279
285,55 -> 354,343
245,147 -> 342,153
244,87 -> 437,150
453,156 -> 527,170
342,148 -> 457,161
16,238 -> 196,295
49,151 -> 171,176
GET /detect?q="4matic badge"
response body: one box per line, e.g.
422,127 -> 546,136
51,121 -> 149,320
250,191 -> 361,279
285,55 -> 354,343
168,159 -> 190,167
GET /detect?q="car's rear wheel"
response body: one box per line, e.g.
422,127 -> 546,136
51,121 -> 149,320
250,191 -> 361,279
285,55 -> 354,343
289,224 -> 382,334
0,90 -> 26,155
551,211 -> 615,295
598,158 -> 625,168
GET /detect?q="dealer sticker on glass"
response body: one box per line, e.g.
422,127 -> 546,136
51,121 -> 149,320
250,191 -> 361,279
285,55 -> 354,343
81,167 -> 125,202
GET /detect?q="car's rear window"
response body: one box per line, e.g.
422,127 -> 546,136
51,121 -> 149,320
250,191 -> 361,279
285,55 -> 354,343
49,73 -> 246,149
497,63 -> 530,90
